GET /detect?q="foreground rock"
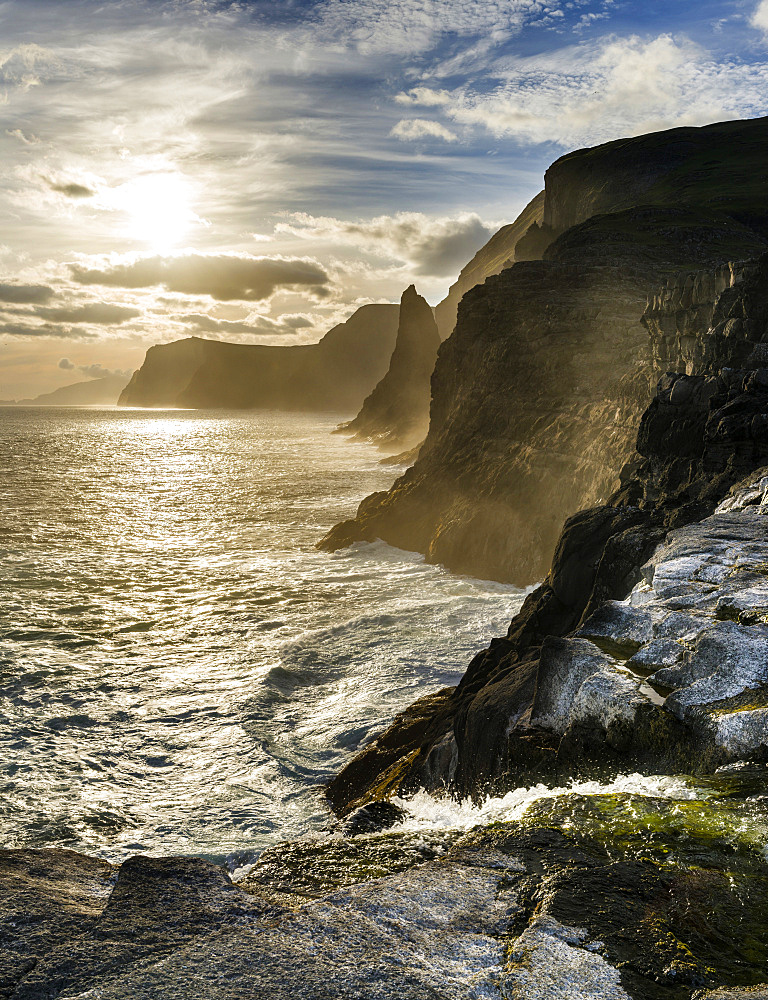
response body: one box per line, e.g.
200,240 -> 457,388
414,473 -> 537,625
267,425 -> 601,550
336,285 -> 440,453
320,118 -> 768,584
118,303 -> 399,411
5,773 -> 768,998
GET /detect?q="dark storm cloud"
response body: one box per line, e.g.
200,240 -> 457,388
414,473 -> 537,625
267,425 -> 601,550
37,302 -> 140,324
0,283 -> 55,304
69,254 -> 331,301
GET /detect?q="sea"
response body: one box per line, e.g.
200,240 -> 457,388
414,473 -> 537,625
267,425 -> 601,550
0,406 -> 527,866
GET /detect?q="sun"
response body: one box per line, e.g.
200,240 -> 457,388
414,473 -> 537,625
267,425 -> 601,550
117,173 -> 198,253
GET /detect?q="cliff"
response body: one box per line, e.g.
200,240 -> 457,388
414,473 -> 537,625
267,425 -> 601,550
433,190 -> 545,339
118,303 -> 399,411
319,117 -> 768,585
12,374 -> 129,406
542,114 -> 768,233
327,252 -> 768,815
337,285 -> 440,453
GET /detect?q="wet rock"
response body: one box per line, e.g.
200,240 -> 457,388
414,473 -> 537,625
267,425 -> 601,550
7,780 -> 768,999
5,843 -> 518,1000
0,849 -> 114,997
504,915 -> 631,1000
694,989 -> 768,999
531,637 -> 646,732
10,855 -> 275,1000
328,365 -> 768,810
340,800 -> 408,836
240,830 -> 453,902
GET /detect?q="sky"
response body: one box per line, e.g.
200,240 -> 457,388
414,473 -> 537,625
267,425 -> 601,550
2,0 -> 768,397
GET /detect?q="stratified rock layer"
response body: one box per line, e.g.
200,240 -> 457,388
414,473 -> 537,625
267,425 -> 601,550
118,303 -> 399,411
338,285 -> 441,453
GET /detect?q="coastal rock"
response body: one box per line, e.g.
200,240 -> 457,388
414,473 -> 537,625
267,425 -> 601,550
118,303 -> 399,411
10,375 -> 130,407
644,255 -> 768,375
0,849 -> 114,994
339,800 -> 409,835
327,360 -> 768,810
541,114 -> 768,233
6,785 -> 768,998
320,256 -> 656,582
337,285 -> 441,453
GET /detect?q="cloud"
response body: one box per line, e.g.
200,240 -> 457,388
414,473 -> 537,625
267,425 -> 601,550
78,362 -> 131,379
0,43 -> 60,91
37,302 -> 140,324
277,211 -> 495,277
69,253 -> 331,302
394,88 -> 452,107
390,119 -> 458,142
0,283 -> 54,304
179,311 -> 315,337
315,0 -> 555,55
6,128 -> 38,144
59,357 -> 131,378
753,0 -> 768,34
423,34 -> 768,147
48,181 -> 95,199
0,321 -> 94,338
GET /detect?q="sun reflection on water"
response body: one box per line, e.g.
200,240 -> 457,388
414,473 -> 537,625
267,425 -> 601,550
0,407 -> 525,862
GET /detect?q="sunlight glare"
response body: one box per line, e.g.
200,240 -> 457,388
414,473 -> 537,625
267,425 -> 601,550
117,173 -> 198,252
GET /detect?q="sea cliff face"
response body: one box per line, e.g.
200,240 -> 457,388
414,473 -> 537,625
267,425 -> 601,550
326,252 -> 768,816
118,303 -> 399,411
319,118 -> 768,586
337,285 -> 441,453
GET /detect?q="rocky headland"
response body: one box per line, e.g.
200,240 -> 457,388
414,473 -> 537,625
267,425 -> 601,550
336,285 -> 441,453
118,303 -> 399,411
8,118 -> 768,1000
319,117 -> 768,586
6,375 -> 130,407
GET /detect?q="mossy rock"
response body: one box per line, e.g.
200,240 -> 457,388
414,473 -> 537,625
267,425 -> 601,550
461,783 -> 768,1000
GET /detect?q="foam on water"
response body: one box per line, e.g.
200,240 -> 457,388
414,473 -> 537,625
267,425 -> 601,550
392,773 -> 704,832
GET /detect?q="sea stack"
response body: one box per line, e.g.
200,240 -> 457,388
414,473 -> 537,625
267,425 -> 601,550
338,285 -> 440,453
